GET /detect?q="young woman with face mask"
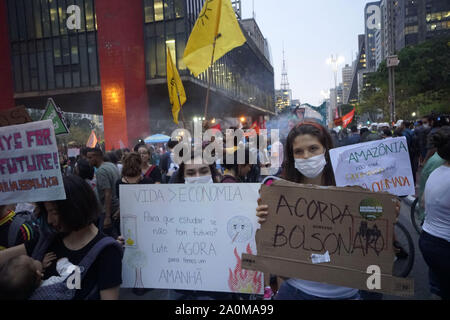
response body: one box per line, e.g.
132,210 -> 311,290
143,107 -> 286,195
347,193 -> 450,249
256,122 -> 361,300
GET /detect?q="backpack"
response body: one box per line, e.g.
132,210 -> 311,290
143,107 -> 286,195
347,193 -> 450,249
29,236 -> 123,300
7,211 -> 37,248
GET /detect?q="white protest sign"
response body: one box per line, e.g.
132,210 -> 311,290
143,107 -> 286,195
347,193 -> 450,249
120,184 -> 264,294
330,137 -> 415,196
68,148 -> 80,158
0,120 -> 66,205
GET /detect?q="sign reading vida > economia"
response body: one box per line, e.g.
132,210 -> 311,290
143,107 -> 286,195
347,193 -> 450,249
119,184 -> 263,295
329,137 -> 415,196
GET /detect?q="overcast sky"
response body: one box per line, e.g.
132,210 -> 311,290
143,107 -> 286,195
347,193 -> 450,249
240,0 -> 370,105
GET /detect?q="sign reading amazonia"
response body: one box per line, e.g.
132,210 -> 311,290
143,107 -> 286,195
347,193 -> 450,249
329,137 -> 415,196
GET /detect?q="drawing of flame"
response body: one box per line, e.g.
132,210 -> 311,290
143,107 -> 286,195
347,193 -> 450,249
228,244 -> 263,294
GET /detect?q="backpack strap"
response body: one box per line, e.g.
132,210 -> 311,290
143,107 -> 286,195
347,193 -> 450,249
78,236 -> 123,281
144,165 -> 155,178
7,215 -> 26,247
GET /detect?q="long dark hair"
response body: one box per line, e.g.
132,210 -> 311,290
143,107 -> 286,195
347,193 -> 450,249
282,122 -> 336,186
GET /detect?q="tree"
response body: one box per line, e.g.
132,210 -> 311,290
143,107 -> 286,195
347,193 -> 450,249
358,36 -> 450,120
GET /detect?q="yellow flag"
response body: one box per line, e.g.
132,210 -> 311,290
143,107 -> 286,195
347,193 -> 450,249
183,0 -> 246,77
167,48 -> 186,124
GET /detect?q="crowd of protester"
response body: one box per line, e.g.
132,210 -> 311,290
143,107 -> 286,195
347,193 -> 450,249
0,112 -> 449,300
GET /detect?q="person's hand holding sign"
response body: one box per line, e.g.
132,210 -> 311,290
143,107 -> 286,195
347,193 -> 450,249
256,197 -> 269,224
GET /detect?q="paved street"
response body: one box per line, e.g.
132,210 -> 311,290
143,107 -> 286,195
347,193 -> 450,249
119,199 -> 434,300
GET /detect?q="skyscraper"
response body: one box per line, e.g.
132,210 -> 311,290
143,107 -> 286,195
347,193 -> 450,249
342,64 -> 353,104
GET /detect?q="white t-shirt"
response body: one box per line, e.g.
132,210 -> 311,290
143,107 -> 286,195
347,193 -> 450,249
287,278 -> 359,299
422,164 -> 450,242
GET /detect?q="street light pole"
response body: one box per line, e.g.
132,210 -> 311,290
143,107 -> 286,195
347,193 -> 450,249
387,0 -> 396,124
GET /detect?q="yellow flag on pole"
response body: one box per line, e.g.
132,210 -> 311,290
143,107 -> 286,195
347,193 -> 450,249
183,0 -> 246,77
86,130 -> 98,148
167,48 -> 186,124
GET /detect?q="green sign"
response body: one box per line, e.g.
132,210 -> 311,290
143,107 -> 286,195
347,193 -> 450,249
40,98 -> 69,135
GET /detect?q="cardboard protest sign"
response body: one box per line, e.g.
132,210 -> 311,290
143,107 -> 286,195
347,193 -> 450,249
40,98 -> 69,135
242,180 -> 414,296
68,148 -> 80,158
119,184 -> 264,294
0,120 -> 66,205
330,137 -> 415,196
0,106 -> 32,128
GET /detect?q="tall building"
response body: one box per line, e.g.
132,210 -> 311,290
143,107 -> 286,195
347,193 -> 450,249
346,35 -> 367,104
380,0 -> 450,59
2,0 -> 275,149
342,64 -> 353,104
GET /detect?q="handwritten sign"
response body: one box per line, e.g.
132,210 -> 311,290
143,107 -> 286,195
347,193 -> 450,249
0,106 -> 32,128
330,137 -> 415,196
0,120 -> 66,205
119,184 -> 264,294
242,180 -> 414,296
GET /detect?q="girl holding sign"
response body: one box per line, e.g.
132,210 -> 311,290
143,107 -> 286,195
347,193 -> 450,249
256,122 -> 362,300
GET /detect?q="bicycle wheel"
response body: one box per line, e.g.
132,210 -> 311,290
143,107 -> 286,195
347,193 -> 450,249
392,222 -> 415,278
410,198 -> 423,234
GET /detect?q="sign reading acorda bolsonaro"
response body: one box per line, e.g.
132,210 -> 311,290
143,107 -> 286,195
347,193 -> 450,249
242,180 -> 414,296
329,137 -> 415,196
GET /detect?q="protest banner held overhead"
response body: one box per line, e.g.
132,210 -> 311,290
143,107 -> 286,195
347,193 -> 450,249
119,183 -> 263,294
329,137 -> 415,196
242,180 -> 414,296
0,120 -> 66,205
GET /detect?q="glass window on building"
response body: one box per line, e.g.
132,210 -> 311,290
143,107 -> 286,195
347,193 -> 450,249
144,0 -> 155,23
36,40 -> 46,90
87,33 -> 98,85
58,3 -> 66,35
85,0 -> 95,31
45,39 -> 55,89
78,33 -> 90,86
176,33 -> 186,70
148,38 -> 157,78
175,0 -> 185,18
166,38 -> 176,62
156,36 -> 166,76
25,0 -> 36,39
165,0 -> 175,20
154,0 -> 164,21
49,0 -> 60,36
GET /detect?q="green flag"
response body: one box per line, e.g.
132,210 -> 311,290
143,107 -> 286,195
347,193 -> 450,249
40,98 -> 69,135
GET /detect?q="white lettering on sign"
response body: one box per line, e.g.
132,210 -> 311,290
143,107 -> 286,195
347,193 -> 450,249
366,5 -> 381,30
66,5 -> 81,30
366,265 -> 381,290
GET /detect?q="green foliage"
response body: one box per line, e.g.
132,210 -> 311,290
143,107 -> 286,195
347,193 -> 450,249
359,36 -> 450,120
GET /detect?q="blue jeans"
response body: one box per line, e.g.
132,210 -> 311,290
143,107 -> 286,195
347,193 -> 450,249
274,281 -> 360,300
419,231 -> 450,299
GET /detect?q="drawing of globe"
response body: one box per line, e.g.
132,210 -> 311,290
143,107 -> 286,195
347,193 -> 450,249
227,216 -> 253,243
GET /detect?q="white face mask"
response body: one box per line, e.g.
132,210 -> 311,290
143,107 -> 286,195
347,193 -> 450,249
185,175 -> 213,184
423,124 -> 429,129
294,153 -> 327,178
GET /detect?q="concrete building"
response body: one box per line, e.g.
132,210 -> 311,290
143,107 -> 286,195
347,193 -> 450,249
2,0 -> 275,149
